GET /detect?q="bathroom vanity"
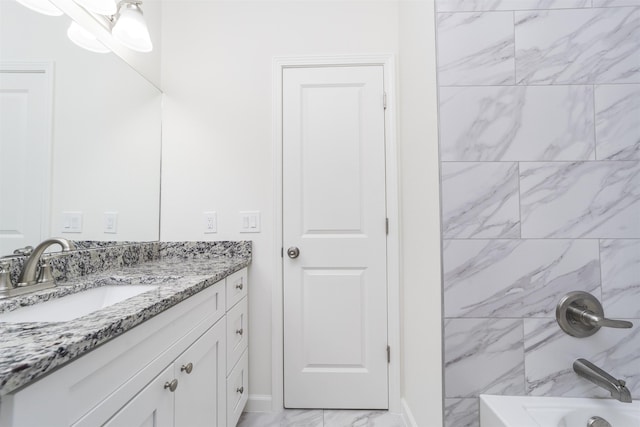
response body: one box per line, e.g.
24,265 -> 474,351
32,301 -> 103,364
0,241 -> 250,427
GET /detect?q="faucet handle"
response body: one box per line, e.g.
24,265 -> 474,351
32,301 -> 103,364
568,306 -> 633,329
36,256 -> 56,285
0,261 -> 15,295
557,291 -> 634,338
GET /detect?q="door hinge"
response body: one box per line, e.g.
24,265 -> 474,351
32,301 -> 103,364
385,218 -> 389,235
387,345 -> 391,363
383,92 -> 387,110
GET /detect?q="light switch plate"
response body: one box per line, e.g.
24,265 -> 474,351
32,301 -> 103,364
61,211 -> 83,233
239,211 -> 260,233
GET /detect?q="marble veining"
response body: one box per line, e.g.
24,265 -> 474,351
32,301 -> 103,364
515,7 -> 640,84
524,318 -> 640,398
238,410 -> 404,427
441,162 -> 520,238
0,241 -> 251,396
436,12 -> 515,86
444,318 -> 525,398
443,239 -> 600,318
595,84 -> 640,160
439,85 -> 595,161
600,239 -> 640,318
520,161 -> 640,238
444,398 -> 479,427
437,0 -> 592,12
238,410 -> 324,427
593,0 -> 640,7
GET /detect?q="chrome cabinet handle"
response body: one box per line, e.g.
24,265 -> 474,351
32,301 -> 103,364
164,379 -> 178,392
287,247 -> 300,259
235,280 -> 244,290
236,328 -> 244,336
181,362 -> 193,374
236,386 -> 244,394
557,291 -> 634,338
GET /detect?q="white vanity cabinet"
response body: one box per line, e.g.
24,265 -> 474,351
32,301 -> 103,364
225,268 -> 249,427
103,320 -> 226,427
0,267 -> 249,427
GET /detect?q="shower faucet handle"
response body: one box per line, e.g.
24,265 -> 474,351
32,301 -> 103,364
569,306 -> 633,329
556,291 -> 633,338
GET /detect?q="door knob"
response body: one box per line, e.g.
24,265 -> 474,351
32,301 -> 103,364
287,247 -> 300,259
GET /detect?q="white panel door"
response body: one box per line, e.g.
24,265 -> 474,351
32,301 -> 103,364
0,65 -> 51,255
283,66 -> 388,409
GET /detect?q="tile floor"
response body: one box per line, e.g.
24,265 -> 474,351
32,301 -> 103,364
237,409 -> 405,427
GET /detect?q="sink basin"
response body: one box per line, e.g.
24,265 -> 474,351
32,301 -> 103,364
480,395 -> 640,427
0,285 -> 157,323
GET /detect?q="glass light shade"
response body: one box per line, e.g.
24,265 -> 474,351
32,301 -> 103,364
67,21 -> 110,53
15,0 -> 63,16
112,3 -> 152,53
73,0 -> 116,16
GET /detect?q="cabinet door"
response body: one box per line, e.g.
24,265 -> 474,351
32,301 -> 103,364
175,319 -> 227,427
226,349 -> 249,427
226,296 -> 248,375
103,365 -> 174,427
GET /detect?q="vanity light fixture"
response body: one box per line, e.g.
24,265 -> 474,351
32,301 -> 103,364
15,0 -> 63,16
112,1 -> 152,53
73,0 -> 116,16
67,21 -> 110,53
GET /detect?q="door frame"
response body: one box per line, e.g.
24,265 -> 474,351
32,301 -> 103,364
271,54 -> 400,413
0,62 -> 54,247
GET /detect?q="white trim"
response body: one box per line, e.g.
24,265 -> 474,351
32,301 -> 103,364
0,62 -> 54,243
401,398 -> 419,427
271,54 -> 401,413
245,394 -> 273,413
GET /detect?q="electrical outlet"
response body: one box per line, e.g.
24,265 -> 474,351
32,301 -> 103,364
203,211 -> 217,234
61,211 -> 83,233
104,212 -> 118,234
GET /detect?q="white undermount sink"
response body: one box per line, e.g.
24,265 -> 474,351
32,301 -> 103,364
480,395 -> 640,427
0,285 -> 157,323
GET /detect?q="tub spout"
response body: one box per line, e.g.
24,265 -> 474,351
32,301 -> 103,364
573,358 -> 632,403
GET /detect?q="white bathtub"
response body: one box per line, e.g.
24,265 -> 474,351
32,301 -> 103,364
479,395 -> 640,427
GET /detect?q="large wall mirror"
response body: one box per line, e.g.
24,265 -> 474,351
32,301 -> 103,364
0,0 -> 162,256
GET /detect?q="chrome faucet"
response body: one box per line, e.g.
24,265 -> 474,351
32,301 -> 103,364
18,238 -> 74,286
0,238 -> 74,299
573,358 -> 632,403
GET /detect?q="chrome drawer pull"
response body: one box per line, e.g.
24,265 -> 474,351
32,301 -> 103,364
236,386 -> 244,394
164,379 -> 178,392
236,328 -> 244,336
235,281 -> 243,290
181,362 -> 193,374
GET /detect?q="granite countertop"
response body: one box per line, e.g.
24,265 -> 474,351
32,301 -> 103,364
0,254 -> 250,396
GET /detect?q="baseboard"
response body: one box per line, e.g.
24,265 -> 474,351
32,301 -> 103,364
245,394 -> 273,412
401,398 -> 419,427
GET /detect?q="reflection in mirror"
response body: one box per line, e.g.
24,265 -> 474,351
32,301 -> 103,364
0,0 -> 162,256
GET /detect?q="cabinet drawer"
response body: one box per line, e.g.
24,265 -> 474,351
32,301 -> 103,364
226,349 -> 248,427
226,268 -> 247,310
226,296 -> 248,374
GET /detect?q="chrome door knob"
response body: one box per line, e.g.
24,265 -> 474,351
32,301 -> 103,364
287,247 -> 300,259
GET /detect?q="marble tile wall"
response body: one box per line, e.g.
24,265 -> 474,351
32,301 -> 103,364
435,1 -> 640,426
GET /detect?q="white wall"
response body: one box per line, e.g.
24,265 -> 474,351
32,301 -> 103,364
398,2 -> 443,426
161,0 -> 443,421
0,0 -> 162,243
